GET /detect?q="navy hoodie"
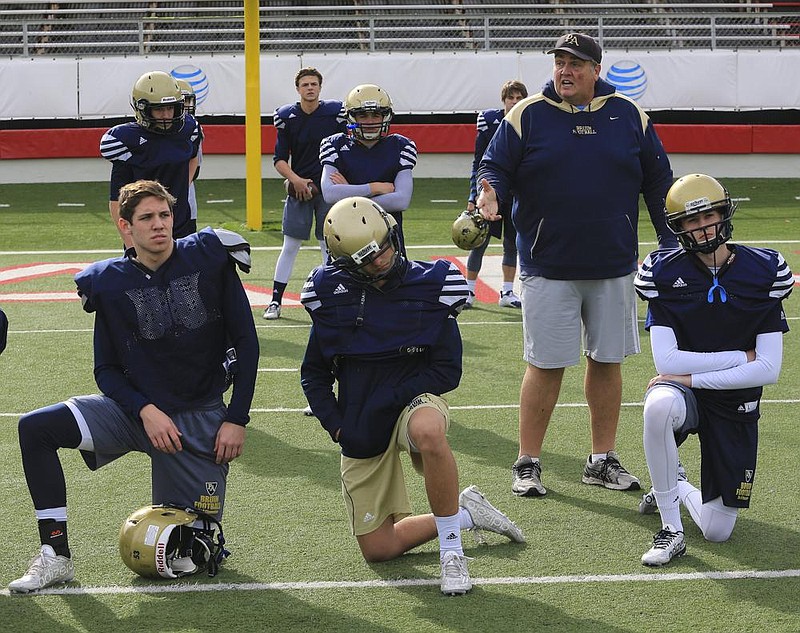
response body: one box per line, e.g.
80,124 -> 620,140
477,77 -> 677,280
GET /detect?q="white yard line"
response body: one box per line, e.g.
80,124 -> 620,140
3,400 -> 798,418
3,567 -> 799,597
2,239 -> 799,257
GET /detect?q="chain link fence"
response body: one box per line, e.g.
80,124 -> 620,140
1,1 -> 798,56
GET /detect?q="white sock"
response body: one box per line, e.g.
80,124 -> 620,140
502,281 -> 514,294
590,452 -> 607,463
654,486 -> 683,532
458,507 -> 474,531
435,513 -> 463,558
467,279 -> 477,293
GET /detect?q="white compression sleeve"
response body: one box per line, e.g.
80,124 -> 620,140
650,325 -> 747,375
642,384 -> 685,493
691,331 -> 783,390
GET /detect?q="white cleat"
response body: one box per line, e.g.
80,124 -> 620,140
459,485 -> 525,543
638,489 -> 658,514
263,302 -> 281,320
641,524 -> 686,567
8,545 -> 75,594
440,551 -> 472,596
498,290 -> 521,308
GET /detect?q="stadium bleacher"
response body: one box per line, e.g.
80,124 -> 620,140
0,1 -> 797,56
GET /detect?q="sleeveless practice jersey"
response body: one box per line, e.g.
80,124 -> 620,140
74,228 -> 258,425
100,116 -> 203,238
300,259 -> 468,458
273,100 -> 347,185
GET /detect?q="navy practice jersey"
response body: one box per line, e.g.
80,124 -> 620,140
319,132 -> 417,232
74,228 -> 259,425
636,244 -> 792,405
300,258 -> 468,458
100,116 -> 203,239
319,132 -> 417,191
273,100 -> 347,185
635,245 -> 792,350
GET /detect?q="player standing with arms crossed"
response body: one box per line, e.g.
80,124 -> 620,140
319,84 -> 417,246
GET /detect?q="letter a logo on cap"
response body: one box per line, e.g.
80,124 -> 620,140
563,34 -> 580,46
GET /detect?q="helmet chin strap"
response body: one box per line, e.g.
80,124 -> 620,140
706,247 -> 728,304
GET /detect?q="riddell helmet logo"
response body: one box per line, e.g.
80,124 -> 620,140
156,542 -> 167,574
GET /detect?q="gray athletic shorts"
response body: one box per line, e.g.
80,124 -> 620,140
66,394 -> 229,520
282,192 -> 332,241
520,272 -> 640,368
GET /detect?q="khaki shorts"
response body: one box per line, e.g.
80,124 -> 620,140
520,272 -> 640,368
340,393 -> 450,536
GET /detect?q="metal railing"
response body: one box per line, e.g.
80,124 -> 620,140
1,1 -> 798,56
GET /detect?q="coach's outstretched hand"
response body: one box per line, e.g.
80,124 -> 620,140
476,178 -> 500,222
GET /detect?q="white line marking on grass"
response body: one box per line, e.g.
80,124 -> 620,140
206,199 -> 233,204
57,203 -> 86,207
444,399 -> 800,411
0,250 -> 121,256
430,199 -> 458,203
8,328 -> 92,334
1,240 -> 799,257
9,317 -> 800,336
3,568 -> 799,596
243,399 -> 800,415
3,399 -> 798,419
0,203 -> 9,207
257,368 -> 298,372
731,197 -> 750,202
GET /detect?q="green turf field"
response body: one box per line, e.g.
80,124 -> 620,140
0,178 -> 798,632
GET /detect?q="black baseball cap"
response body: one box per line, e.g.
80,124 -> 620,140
547,33 -> 602,64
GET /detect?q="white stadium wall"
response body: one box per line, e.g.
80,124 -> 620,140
3,49 -> 800,117
1,50 -> 799,181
